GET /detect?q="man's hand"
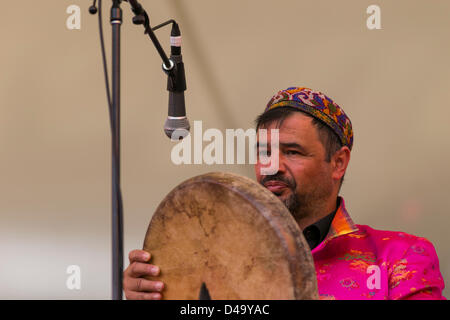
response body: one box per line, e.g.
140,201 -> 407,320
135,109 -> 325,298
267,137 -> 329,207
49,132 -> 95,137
123,249 -> 164,300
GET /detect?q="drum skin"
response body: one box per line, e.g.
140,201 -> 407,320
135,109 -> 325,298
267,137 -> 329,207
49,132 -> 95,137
143,172 -> 318,300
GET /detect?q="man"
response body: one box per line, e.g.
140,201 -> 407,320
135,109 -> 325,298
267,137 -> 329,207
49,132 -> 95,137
123,87 -> 446,300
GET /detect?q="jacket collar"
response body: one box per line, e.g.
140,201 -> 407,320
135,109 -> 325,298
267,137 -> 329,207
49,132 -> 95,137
321,196 -> 358,244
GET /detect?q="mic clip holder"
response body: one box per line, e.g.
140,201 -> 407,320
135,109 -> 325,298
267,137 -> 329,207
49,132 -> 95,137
164,55 -> 186,94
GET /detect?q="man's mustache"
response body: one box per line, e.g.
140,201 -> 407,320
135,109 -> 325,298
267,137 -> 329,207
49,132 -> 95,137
260,173 -> 296,190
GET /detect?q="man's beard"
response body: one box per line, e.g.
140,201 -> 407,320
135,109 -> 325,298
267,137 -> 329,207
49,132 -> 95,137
260,173 -> 331,221
260,173 -> 304,219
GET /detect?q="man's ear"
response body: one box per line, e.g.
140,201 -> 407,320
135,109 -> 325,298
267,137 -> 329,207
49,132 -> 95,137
331,146 -> 351,181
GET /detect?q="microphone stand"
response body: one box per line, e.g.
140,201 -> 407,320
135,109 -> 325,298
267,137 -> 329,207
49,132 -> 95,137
91,0 -> 179,300
110,0 -> 123,301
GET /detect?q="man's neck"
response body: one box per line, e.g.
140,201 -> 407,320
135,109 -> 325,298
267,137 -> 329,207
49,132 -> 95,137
295,196 -> 339,230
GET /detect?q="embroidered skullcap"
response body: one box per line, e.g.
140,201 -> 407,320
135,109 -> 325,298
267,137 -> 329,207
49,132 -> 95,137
265,87 -> 353,150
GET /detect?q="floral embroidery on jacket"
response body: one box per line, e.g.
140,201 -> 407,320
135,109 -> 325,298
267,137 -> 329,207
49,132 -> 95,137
311,197 -> 446,300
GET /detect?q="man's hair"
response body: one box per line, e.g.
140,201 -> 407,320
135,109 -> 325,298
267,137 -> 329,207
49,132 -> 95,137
255,106 -> 345,187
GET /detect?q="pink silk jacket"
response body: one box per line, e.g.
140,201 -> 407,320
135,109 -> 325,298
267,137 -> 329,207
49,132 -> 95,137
312,197 -> 446,300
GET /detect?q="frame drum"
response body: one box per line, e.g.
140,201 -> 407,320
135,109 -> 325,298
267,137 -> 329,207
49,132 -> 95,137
143,172 -> 318,299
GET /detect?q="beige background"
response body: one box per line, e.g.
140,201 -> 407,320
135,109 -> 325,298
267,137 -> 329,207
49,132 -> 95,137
0,0 -> 448,299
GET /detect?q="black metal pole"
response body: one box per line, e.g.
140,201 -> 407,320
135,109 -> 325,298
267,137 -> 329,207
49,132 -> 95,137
111,0 -> 123,300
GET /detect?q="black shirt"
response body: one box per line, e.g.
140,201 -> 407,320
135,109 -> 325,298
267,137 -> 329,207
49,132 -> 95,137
302,199 -> 340,250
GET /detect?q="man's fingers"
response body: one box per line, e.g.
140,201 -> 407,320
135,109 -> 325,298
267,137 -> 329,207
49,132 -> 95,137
124,249 -> 164,300
124,277 -> 164,294
125,291 -> 162,300
126,262 -> 160,278
128,249 -> 151,263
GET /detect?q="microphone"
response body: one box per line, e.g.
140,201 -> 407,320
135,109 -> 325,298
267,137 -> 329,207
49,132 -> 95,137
164,22 -> 190,139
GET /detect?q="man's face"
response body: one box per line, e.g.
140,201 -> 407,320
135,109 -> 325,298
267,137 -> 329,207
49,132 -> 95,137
254,112 -> 334,220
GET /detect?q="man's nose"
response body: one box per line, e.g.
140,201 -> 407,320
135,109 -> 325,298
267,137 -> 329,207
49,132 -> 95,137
276,153 -> 286,173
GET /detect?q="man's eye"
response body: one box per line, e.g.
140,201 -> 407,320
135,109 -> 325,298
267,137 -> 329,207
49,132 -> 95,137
285,150 -> 301,155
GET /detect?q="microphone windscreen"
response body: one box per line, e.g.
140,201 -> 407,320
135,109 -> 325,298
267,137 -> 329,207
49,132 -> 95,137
164,117 -> 190,140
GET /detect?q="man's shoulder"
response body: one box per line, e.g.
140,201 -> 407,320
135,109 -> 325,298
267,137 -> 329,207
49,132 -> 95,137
354,224 -> 427,240
353,224 -> 437,255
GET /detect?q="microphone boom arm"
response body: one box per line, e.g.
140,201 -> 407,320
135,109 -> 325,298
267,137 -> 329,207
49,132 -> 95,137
126,0 -> 176,75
